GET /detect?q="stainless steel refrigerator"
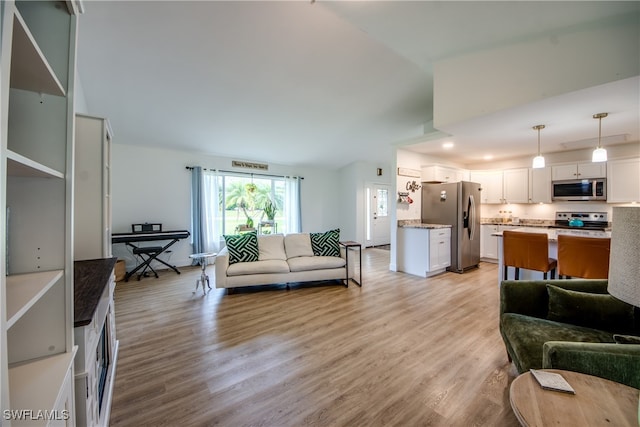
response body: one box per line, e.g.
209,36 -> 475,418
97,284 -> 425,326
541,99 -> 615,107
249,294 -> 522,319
421,181 -> 481,273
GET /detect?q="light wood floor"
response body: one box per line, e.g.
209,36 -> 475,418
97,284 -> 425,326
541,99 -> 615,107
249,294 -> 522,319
110,249 -> 521,427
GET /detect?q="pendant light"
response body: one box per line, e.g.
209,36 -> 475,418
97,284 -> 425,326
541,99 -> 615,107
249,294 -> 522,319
592,112 -> 608,163
532,124 -> 545,169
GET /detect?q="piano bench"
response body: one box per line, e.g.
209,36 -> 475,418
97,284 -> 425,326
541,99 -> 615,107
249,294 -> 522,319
133,246 -> 163,255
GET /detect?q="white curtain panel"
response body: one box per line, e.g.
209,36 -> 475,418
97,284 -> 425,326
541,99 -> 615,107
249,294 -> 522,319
284,176 -> 302,233
202,169 -> 222,254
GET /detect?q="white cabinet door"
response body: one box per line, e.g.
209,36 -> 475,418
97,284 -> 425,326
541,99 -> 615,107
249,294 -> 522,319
529,167 -> 552,203
552,164 -> 579,180
503,168 -> 529,203
578,162 -> 606,179
481,224 -> 499,260
470,170 -> 504,203
607,158 -> 640,203
429,228 -> 451,271
552,162 -> 606,180
422,165 -> 466,183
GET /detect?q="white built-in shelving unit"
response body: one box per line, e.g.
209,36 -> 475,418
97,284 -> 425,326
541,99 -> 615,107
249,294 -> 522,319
1,1 -> 81,425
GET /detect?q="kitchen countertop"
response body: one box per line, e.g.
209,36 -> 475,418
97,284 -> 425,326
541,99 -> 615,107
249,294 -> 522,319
481,218 -> 555,227
481,218 -> 611,231
398,220 -> 452,229
74,257 -> 117,327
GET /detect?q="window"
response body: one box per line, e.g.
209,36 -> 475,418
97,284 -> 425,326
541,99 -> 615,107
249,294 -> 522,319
193,169 -> 301,253
219,174 -> 285,235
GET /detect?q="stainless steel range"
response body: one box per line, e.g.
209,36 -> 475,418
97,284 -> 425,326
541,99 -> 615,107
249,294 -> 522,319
554,211 -> 609,231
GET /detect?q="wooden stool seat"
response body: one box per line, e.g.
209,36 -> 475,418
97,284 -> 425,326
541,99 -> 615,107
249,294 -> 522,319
503,231 -> 557,280
557,235 -> 610,279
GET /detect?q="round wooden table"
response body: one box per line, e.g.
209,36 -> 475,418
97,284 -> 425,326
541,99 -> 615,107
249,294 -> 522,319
510,369 -> 639,427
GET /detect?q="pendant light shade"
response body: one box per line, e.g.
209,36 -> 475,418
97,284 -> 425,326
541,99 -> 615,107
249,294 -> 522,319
592,113 -> 608,163
532,125 -> 545,169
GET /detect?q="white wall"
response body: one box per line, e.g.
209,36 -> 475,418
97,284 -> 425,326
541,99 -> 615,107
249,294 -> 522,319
111,143 -> 343,270
337,160 -> 392,245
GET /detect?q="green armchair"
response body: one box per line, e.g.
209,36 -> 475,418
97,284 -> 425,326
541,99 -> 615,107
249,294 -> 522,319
500,279 -> 640,389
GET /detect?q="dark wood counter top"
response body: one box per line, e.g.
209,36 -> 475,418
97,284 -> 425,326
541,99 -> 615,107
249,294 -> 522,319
74,257 -> 117,327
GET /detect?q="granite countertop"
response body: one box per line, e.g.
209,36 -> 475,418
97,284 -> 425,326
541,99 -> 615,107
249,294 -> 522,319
398,220 -> 452,229
480,218 -> 555,227
481,218 -> 611,231
74,257 -> 117,327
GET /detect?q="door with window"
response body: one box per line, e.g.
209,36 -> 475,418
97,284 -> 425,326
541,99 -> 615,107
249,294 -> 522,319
366,184 -> 391,247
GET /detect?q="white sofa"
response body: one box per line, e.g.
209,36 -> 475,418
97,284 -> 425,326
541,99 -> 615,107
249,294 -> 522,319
215,233 -> 352,292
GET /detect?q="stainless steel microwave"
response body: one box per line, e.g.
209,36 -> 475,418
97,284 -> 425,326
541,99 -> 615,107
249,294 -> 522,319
552,178 -> 606,201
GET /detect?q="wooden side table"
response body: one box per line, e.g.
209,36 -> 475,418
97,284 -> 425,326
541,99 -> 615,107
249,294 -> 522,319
510,369 -> 639,427
189,252 -> 217,295
340,241 -> 362,286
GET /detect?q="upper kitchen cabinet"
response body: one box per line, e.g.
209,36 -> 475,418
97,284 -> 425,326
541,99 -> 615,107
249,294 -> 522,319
551,162 -> 606,181
1,0 -> 81,423
469,170 -> 503,203
421,165 -> 468,183
502,168 -> 529,203
607,158 -> 640,203
529,167 -> 552,203
470,168 -> 528,204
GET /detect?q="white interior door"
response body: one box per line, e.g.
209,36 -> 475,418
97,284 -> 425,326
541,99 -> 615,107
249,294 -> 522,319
366,184 -> 391,247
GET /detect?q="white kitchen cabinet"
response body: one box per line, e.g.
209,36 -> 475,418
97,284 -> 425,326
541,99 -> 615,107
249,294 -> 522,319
75,115 -> 113,260
607,158 -> 640,203
552,162 -> 606,180
421,165 -> 468,183
429,228 -> 451,271
502,168 -> 529,203
480,224 -> 499,261
1,1 -> 80,424
469,170 -> 504,204
397,227 -> 451,277
529,167 -> 552,203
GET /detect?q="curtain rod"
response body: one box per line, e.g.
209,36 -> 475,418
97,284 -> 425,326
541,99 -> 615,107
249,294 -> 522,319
185,166 -> 304,179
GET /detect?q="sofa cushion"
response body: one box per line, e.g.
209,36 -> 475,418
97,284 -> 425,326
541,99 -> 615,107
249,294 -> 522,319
227,259 -> 290,277
546,285 -> 635,334
501,313 -> 615,373
258,234 -> 287,261
224,232 -> 259,265
288,256 -> 346,273
284,233 -> 314,259
310,228 -> 340,257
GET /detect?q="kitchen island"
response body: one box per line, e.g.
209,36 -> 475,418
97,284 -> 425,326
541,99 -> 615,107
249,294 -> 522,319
397,220 -> 452,277
494,227 -> 610,285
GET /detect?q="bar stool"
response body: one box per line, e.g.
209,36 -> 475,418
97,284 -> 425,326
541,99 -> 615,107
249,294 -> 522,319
557,235 -> 610,279
503,231 -> 557,280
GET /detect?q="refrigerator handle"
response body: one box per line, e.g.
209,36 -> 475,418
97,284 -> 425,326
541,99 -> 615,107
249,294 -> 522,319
469,194 -> 477,240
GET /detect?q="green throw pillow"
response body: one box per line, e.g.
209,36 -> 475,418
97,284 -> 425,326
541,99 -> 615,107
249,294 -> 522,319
224,232 -> 259,265
613,334 -> 640,345
310,229 -> 340,257
546,284 -> 635,333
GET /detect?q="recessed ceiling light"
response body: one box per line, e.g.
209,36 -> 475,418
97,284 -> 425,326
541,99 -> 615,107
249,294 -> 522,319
442,142 -> 454,149
484,154 -> 493,160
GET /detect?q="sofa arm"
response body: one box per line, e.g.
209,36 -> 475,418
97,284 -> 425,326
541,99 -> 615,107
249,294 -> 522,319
214,247 -> 230,288
542,341 -> 640,389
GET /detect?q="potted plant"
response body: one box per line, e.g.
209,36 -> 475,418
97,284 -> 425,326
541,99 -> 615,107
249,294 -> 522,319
263,198 -> 277,222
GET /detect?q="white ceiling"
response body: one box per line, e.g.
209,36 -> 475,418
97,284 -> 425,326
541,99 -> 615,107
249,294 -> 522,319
76,1 -> 640,169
